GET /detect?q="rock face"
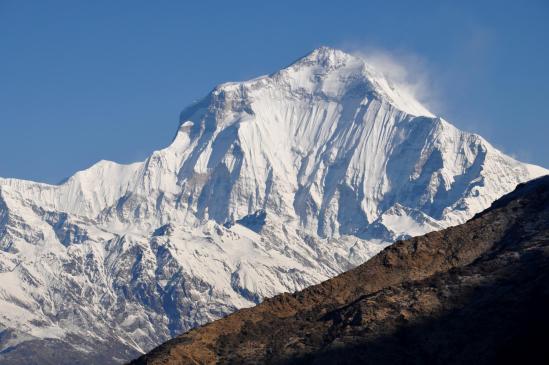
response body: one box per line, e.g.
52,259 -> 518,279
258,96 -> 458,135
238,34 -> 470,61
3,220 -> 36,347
0,47 -> 546,364
131,175 -> 549,365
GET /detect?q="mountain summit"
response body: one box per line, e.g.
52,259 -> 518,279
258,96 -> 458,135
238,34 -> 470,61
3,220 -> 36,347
0,47 -> 546,364
281,46 -> 434,117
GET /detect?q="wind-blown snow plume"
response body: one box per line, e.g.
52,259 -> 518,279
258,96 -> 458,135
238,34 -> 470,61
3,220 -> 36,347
350,47 -> 443,115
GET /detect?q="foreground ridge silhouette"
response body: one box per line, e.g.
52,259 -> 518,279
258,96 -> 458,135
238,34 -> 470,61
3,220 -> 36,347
132,175 -> 549,365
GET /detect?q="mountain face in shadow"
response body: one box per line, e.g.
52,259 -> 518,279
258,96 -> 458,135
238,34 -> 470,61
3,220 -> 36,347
131,175 -> 549,365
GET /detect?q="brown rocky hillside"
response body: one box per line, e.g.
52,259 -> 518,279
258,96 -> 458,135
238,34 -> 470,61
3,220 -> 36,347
130,175 -> 549,364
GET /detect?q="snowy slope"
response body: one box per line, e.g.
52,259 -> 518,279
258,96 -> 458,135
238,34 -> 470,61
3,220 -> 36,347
0,47 -> 546,364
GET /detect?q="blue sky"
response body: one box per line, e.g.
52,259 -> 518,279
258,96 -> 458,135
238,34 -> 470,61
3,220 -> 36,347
1,0 -> 548,183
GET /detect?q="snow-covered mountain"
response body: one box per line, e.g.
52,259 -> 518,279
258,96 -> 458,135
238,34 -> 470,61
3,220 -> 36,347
0,47 -> 546,364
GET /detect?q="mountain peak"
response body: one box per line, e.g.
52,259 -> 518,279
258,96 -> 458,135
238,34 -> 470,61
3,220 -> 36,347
273,46 -> 434,117
184,46 -> 434,122
0,47 -> 546,365
297,46 -> 357,67
239,47 -> 434,117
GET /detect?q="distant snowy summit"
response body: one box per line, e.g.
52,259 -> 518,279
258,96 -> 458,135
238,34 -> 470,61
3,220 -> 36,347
0,47 -> 546,364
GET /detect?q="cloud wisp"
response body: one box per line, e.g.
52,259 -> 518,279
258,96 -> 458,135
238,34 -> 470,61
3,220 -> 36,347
348,47 -> 444,115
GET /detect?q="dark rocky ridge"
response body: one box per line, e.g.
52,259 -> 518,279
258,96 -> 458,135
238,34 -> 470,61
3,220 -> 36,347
131,175 -> 549,365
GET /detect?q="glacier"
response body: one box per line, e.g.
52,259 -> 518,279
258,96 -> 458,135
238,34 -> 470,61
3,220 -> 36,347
0,47 -> 546,364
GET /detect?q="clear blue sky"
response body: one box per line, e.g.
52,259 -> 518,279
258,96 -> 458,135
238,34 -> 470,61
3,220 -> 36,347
1,0 -> 548,183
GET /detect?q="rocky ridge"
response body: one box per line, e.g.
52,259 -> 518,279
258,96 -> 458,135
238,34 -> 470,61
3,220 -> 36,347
132,175 -> 549,364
